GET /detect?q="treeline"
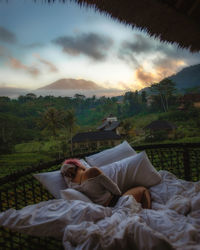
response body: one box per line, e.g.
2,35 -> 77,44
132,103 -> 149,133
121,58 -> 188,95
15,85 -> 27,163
0,78 -> 182,153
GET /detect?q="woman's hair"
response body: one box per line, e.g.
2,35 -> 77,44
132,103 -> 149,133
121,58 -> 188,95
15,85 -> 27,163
61,163 -> 78,179
61,159 -> 82,179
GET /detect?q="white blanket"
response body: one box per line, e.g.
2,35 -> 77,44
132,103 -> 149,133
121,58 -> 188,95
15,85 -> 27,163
0,170 -> 200,250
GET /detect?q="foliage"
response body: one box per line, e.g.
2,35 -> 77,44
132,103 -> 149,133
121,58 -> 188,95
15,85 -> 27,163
39,107 -> 64,137
150,78 -> 176,112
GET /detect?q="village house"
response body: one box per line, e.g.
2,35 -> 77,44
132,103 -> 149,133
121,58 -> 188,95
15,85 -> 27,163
179,93 -> 200,110
97,114 -> 122,135
72,131 -> 121,151
72,114 -> 122,151
144,120 -> 176,140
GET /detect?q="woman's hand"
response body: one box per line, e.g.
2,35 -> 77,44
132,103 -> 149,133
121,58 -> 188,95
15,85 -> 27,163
81,167 -> 102,182
79,164 -> 86,170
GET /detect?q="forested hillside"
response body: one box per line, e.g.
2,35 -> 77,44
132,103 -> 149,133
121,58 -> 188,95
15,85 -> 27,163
1,77 -> 200,176
169,64 -> 200,91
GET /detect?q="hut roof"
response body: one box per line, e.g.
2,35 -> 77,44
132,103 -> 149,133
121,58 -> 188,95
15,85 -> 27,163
104,121 -> 121,131
144,120 -> 176,130
69,0 -> 200,52
97,121 -> 120,131
72,131 -> 121,143
181,93 -> 200,102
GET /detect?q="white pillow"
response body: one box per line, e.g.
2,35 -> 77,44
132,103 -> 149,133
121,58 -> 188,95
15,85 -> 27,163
100,151 -> 162,193
79,159 -> 91,168
85,141 -> 137,167
33,170 -> 67,199
60,188 -> 93,203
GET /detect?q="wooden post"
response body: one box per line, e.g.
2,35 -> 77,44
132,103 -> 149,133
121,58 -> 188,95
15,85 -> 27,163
183,147 -> 190,181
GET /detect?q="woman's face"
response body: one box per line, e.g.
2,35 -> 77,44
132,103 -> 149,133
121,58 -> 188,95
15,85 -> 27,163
62,164 -> 78,179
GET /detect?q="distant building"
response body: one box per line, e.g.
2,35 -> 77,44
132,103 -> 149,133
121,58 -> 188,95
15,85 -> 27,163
179,93 -> 200,109
97,114 -> 122,135
144,120 -> 176,139
72,131 -> 121,151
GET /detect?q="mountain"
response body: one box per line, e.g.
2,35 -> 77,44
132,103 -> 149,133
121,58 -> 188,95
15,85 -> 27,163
35,78 -> 124,97
139,63 -> 200,94
169,64 -> 200,91
38,78 -> 103,90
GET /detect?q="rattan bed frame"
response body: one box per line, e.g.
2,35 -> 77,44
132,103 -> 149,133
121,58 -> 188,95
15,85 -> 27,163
0,143 -> 200,249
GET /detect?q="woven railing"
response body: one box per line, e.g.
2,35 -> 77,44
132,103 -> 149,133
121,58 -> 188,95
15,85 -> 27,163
0,143 -> 200,249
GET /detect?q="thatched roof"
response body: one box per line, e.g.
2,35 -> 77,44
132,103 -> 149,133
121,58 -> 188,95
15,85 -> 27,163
67,0 -> 200,52
97,121 -> 120,131
144,120 -> 176,130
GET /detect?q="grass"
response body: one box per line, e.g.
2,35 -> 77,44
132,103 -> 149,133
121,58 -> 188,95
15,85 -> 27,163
15,139 -> 64,153
1,110 -> 200,177
0,152 -> 54,177
0,138 -> 70,177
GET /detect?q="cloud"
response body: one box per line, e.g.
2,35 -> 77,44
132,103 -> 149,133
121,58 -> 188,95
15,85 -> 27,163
0,26 -> 17,43
8,57 -> 40,77
23,42 -> 44,49
34,54 -> 58,73
53,32 -> 113,61
152,56 -> 186,77
118,33 -> 198,88
134,66 -> 158,86
118,33 -> 190,66
123,33 -> 155,54
118,33 -> 155,65
0,86 -> 28,98
0,45 -> 9,58
134,58 -> 186,88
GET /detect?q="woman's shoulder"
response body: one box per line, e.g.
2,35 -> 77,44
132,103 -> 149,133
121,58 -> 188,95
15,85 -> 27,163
84,167 -> 102,179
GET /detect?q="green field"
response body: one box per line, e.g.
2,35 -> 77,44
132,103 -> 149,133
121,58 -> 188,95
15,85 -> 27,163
0,139 -> 70,177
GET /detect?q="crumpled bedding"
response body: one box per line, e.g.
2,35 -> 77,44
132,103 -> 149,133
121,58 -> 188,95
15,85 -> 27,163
0,170 -> 200,250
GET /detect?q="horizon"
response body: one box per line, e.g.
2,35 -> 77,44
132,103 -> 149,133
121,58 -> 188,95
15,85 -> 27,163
0,1 -> 200,98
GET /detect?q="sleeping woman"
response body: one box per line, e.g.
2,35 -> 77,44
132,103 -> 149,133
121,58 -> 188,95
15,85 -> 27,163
61,159 -> 151,209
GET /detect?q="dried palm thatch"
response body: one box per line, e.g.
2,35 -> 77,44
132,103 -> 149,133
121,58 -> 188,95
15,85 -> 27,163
46,0 -> 200,52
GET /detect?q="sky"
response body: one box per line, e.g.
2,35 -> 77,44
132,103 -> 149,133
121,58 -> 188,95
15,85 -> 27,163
0,0 -> 200,97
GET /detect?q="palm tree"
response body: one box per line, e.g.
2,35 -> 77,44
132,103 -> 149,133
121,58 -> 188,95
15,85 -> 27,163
40,107 -> 63,137
64,109 -> 76,154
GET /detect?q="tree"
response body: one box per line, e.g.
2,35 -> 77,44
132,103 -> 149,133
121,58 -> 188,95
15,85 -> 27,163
64,109 -> 76,154
141,90 -> 147,103
121,119 -> 133,139
150,78 -> 176,112
40,107 -> 63,137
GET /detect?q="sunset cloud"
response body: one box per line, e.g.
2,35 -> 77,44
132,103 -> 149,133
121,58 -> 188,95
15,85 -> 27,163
8,57 -> 40,77
53,32 -> 113,61
0,26 -> 17,43
34,54 -> 58,73
134,66 -> 158,87
134,58 -> 187,88
152,57 -> 186,78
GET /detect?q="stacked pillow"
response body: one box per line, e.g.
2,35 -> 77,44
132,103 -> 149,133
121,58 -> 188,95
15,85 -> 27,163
33,170 -> 67,199
100,151 -> 162,193
85,140 -> 137,167
33,141 -> 161,202
33,159 -> 91,199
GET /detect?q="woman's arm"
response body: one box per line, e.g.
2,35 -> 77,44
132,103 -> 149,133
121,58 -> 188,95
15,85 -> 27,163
99,174 -> 121,195
82,167 -> 121,195
83,167 -> 102,179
